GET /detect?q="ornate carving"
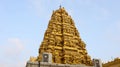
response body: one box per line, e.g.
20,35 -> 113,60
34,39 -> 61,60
37,7 -> 93,66
103,58 -> 120,67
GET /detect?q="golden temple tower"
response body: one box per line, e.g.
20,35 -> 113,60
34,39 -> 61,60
37,7 -> 92,66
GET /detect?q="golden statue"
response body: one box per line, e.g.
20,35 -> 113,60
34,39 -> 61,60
37,7 -> 93,66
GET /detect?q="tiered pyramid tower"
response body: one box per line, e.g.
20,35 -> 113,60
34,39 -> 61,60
37,7 -> 92,66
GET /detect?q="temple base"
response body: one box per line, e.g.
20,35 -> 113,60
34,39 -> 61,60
26,61 -> 93,67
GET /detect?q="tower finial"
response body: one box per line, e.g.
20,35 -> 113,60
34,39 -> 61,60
59,5 -> 61,8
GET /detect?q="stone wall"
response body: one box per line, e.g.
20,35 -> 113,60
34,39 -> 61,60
26,61 -> 93,67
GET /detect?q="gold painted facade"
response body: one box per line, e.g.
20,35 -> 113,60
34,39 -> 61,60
37,7 -> 92,66
103,58 -> 120,67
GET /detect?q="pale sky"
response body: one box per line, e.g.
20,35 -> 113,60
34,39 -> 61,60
0,0 -> 120,67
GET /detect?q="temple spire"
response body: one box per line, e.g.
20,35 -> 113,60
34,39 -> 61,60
37,7 -> 93,66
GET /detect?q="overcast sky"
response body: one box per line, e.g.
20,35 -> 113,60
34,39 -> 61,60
0,0 -> 120,67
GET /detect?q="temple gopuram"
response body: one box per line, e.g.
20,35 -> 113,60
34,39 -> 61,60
26,7 -> 102,67
37,7 -> 92,65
